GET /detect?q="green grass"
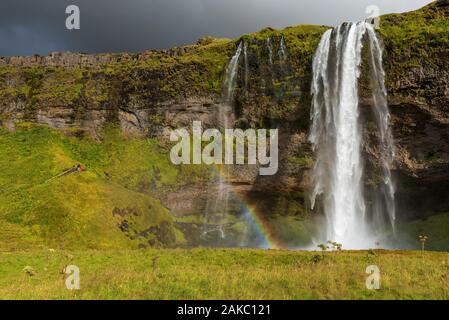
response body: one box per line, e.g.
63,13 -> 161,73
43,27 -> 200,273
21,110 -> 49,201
0,124 -> 210,250
0,249 -> 447,299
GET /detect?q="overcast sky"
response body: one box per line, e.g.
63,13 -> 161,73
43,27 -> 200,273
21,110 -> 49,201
0,0 -> 433,56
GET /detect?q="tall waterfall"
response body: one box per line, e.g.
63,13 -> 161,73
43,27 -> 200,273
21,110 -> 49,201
309,22 -> 395,249
365,25 -> 396,233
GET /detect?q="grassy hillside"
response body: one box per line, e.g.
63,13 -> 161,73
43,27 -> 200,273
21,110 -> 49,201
0,124 -> 209,250
0,249 -> 447,299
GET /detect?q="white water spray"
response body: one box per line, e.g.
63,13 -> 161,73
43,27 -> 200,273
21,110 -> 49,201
309,22 -> 395,249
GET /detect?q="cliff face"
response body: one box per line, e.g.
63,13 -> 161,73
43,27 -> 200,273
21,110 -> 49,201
0,1 -> 448,248
377,1 -> 449,219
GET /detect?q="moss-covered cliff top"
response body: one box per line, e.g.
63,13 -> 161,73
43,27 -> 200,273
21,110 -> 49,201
379,1 -> 448,97
0,25 -> 329,108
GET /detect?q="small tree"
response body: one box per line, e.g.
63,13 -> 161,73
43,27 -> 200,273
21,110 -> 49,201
317,243 -> 329,252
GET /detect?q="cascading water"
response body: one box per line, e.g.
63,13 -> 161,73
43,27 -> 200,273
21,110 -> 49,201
223,42 -> 243,106
279,36 -> 288,60
218,41 -> 242,129
309,22 -> 395,249
266,37 -> 273,65
203,42 -> 243,242
365,25 -> 396,233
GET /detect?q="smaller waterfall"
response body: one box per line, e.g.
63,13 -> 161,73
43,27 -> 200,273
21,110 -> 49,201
203,42 -> 243,243
219,42 -> 243,129
223,42 -> 243,104
279,36 -> 288,60
266,37 -> 273,65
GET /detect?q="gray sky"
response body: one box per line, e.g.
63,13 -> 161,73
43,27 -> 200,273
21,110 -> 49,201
0,0 -> 433,56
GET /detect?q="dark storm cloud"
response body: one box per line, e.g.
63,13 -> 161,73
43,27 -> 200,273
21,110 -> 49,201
0,0 -> 433,56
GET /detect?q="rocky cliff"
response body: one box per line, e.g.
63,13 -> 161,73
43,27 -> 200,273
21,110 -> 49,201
0,1 -> 448,249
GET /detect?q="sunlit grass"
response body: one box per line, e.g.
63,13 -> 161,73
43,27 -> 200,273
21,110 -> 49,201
0,249 -> 447,299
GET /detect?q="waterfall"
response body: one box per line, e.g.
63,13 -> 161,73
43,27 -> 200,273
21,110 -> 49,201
266,37 -> 273,65
309,22 -> 395,249
217,42 -> 242,130
279,36 -> 288,60
203,42 -> 243,242
223,42 -> 243,105
365,25 -> 396,233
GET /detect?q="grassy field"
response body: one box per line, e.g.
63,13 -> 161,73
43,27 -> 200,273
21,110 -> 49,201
0,249 -> 448,300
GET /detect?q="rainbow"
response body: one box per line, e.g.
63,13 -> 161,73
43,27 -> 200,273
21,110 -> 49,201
238,200 -> 284,249
213,164 -> 284,249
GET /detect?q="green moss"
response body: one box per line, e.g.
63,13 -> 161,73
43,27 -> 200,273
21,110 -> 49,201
379,2 -> 449,98
0,25 -> 328,109
288,155 -> 313,167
